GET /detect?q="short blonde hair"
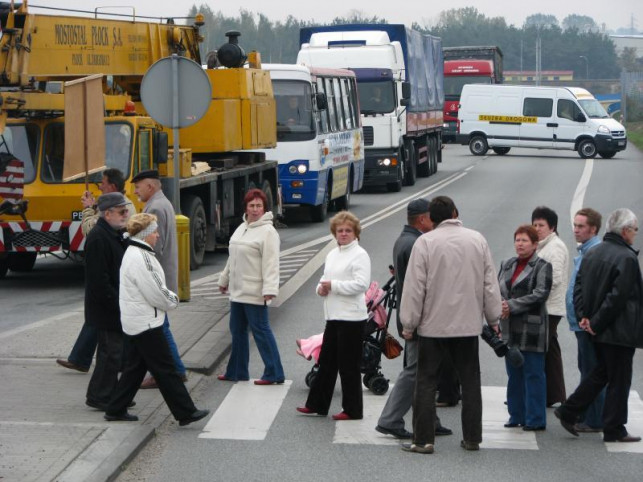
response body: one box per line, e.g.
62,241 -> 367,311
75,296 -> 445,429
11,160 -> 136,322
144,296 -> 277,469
329,210 -> 361,240
127,213 -> 157,237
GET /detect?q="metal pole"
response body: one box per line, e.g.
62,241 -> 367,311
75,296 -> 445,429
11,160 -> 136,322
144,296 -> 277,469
580,56 -> 589,80
171,54 -> 181,214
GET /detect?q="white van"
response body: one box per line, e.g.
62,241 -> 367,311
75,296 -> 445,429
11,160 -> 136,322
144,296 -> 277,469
458,85 -> 627,158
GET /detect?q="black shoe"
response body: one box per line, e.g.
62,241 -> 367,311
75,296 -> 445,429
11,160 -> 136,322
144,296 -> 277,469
554,407 -> 579,437
604,434 -> 642,443
504,422 -> 523,428
104,412 -> 138,422
57,359 -> 90,373
375,425 -> 412,439
179,409 -> 210,427
87,400 -> 136,411
435,425 -> 453,436
523,425 -> 546,431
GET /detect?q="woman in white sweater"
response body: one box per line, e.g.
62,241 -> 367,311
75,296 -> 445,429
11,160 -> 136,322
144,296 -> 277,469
217,189 -> 285,385
104,213 -> 209,426
297,211 -> 371,420
532,206 -> 570,407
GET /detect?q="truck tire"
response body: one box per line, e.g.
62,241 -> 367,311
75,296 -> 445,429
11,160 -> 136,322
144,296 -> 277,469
0,255 -> 8,278
311,181 -> 330,222
8,252 -> 37,272
430,137 -> 438,174
492,147 -> 511,155
578,139 -> 597,159
469,135 -> 488,156
598,151 -> 616,159
403,142 -> 416,186
182,195 -> 207,270
417,137 -> 431,177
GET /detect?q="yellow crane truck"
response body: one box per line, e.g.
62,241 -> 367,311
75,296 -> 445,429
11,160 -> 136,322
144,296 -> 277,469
0,1 -> 278,277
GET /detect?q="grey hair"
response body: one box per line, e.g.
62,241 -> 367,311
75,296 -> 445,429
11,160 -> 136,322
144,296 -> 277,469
606,208 -> 638,234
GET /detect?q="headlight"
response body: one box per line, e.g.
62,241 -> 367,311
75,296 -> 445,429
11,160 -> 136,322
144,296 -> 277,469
597,125 -> 610,134
288,165 -> 297,174
377,158 -> 392,166
297,164 -> 307,174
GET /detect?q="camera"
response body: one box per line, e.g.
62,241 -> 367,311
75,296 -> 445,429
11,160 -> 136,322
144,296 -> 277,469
481,324 -> 523,367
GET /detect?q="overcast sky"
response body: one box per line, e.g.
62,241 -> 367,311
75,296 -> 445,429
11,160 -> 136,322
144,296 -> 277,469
34,1 -> 639,32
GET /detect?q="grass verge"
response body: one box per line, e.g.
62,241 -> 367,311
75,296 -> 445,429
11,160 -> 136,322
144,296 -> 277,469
626,122 -> 643,151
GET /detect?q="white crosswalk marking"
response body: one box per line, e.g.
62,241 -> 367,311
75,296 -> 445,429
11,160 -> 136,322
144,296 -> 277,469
605,390 -> 643,453
198,380 -> 292,440
480,386 -> 538,450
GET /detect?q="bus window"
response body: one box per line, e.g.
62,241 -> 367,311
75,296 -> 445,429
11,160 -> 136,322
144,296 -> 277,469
341,79 -> 353,129
325,78 -> 338,132
316,78 -> 328,134
348,79 -> 360,127
1,124 -> 39,184
333,79 -> 345,130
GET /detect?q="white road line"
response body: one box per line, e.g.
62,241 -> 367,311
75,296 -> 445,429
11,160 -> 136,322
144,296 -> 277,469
480,386 -> 538,450
605,390 -> 643,453
569,158 -> 594,227
0,309 -> 80,340
199,380 -> 292,440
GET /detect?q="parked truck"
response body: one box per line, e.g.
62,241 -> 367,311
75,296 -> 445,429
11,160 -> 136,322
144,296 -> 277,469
0,2 -> 278,278
442,46 -> 503,143
298,24 -> 444,192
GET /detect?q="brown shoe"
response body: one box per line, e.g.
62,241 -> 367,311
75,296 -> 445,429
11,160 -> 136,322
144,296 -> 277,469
140,376 -> 158,389
56,359 -> 89,373
604,434 -> 642,443
460,440 -> 480,451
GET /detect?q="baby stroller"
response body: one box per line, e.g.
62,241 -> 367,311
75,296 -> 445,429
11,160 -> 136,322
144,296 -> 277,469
298,275 -> 398,395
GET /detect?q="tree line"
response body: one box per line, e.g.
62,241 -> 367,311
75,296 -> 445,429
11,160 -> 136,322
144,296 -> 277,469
187,5 -> 639,79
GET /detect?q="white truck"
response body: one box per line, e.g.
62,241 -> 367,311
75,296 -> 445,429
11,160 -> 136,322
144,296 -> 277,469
298,24 -> 444,192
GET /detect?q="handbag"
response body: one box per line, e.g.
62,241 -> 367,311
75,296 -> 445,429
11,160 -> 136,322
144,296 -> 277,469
382,331 -> 403,359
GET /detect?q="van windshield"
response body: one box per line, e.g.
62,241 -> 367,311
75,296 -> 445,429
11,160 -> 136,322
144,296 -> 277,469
578,99 -> 610,119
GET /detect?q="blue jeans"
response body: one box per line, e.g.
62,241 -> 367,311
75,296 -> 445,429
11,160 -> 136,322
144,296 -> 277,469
68,322 -> 98,370
224,301 -> 284,382
163,315 -> 186,377
506,351 -> 546,427
575,331 -> 605,428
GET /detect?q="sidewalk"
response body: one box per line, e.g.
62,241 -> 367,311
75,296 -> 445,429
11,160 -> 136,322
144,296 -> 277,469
0,285 -> 232,482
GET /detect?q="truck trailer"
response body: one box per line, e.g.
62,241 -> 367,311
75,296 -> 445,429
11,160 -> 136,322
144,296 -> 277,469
298,24 -> 444,192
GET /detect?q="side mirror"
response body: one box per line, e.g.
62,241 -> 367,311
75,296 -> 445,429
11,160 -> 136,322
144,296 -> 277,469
315,92 -> 327,110
401,81 -> 411,100
400,98 -> 410,106
153,131 -> 168,164
575,112 -> 586,123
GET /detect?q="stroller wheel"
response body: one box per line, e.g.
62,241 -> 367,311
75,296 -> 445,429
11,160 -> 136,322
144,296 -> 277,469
305,365 -> 319,388
369,376 -> 389,395
362,372 -> 375,389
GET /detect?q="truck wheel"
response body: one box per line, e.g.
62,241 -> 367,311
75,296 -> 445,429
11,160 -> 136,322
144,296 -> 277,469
430,137 -> 438,174
403,143 -> 416,186
0,255 -> 8,278
492,147 -> 511,155
8,252 -> 37,272
598,151 -> 616,159
310,182 -> 329,222
469,136 -> 488,156
578,139 -> 597,159
182,196 -> 207,270
417,138 -> 430,177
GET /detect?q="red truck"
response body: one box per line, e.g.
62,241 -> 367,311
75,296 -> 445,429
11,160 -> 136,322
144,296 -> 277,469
442,46 -> 503,143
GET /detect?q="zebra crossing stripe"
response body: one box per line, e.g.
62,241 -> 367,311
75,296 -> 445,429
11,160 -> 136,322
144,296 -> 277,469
480,386 -> 538,450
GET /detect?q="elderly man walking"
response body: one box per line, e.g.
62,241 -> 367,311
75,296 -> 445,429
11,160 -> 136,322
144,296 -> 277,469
555,208 -> 643,443
400,196 -> 502,454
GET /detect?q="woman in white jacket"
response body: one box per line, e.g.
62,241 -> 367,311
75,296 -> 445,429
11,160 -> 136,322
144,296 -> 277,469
217,189 -> 285,385
532,206 -> 570,407
297,211 -> 371,420
104,213 -> 209,426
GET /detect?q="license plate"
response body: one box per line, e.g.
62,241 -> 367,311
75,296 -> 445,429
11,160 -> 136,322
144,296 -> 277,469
618,141 -> 625,146
71,210 -> 83,221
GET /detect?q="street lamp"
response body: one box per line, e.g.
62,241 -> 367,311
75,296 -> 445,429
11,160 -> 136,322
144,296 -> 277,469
579,55 -> 589,79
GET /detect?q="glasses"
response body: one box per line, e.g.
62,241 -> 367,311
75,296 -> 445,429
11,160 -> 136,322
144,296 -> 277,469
110,208 -> 129,215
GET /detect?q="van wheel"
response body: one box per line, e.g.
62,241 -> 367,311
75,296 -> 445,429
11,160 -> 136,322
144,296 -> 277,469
492,147 -> 511,155
598,151 -> 616,159
578,139 -> 597,159
181,196 -> 207,270
469,136 -> 488,156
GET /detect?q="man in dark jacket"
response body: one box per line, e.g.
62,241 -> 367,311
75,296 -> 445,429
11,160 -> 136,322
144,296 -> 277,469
85,192 -> 130,410
376,199 -> 452,439
555,208 -> 642,443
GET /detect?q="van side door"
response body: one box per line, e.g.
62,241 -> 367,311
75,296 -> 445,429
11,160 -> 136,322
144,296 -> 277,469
552,99 -> 584,151
518,97 -> 554,148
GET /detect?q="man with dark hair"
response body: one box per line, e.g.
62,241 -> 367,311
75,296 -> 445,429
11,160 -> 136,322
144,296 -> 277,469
56,168 -> 136,373
400,195 -> 502,454
375,199 -> 452,439
556,208 -> 643,443
565,207 -> 604,433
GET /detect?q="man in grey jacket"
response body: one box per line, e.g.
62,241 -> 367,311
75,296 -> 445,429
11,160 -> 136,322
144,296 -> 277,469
400,196 -> 502,454
133,170 -> 186,387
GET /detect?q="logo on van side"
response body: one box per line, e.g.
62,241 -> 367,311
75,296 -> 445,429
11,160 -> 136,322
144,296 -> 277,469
479,115 -> 537,124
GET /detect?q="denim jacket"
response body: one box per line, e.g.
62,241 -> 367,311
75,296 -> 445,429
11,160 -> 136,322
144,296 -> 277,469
565,235 -> 601,331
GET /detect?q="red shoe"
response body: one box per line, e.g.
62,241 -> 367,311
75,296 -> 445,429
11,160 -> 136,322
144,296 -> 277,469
296,406 -> 317,414
332,412 -> 356,421
217,374 -> 232,381
254,379 -> 285,385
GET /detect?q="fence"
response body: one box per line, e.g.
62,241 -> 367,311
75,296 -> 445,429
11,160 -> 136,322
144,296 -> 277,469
621,71 -> 643,122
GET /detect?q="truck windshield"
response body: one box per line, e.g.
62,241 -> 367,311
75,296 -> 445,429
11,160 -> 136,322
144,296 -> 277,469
358,82 -> 395,114
578,99 -> 610,119
444,76 -> 492,99
41,122 -> 132,183
0,124 -> 39,184
273,80 -> 315,142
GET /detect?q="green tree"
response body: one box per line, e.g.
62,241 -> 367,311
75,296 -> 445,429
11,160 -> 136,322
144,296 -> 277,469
562,14 -> 598,33
524,14 -> 559,29
619,47 -> 640,72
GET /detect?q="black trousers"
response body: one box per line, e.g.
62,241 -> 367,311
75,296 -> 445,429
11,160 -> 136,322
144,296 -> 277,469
559,342 -> 635,440
414,336 -> 482,445
87,330 -> 123,405
106,326 -> 196,421
545,315 -> 566,405
306,320 -> 366,418
437,353 -> 461,404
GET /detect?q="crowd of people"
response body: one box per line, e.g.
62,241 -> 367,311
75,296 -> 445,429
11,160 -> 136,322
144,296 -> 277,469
56,174 -> 642,449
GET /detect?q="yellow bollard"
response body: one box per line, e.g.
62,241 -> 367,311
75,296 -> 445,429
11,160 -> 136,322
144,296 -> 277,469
176,214 -> 191,302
